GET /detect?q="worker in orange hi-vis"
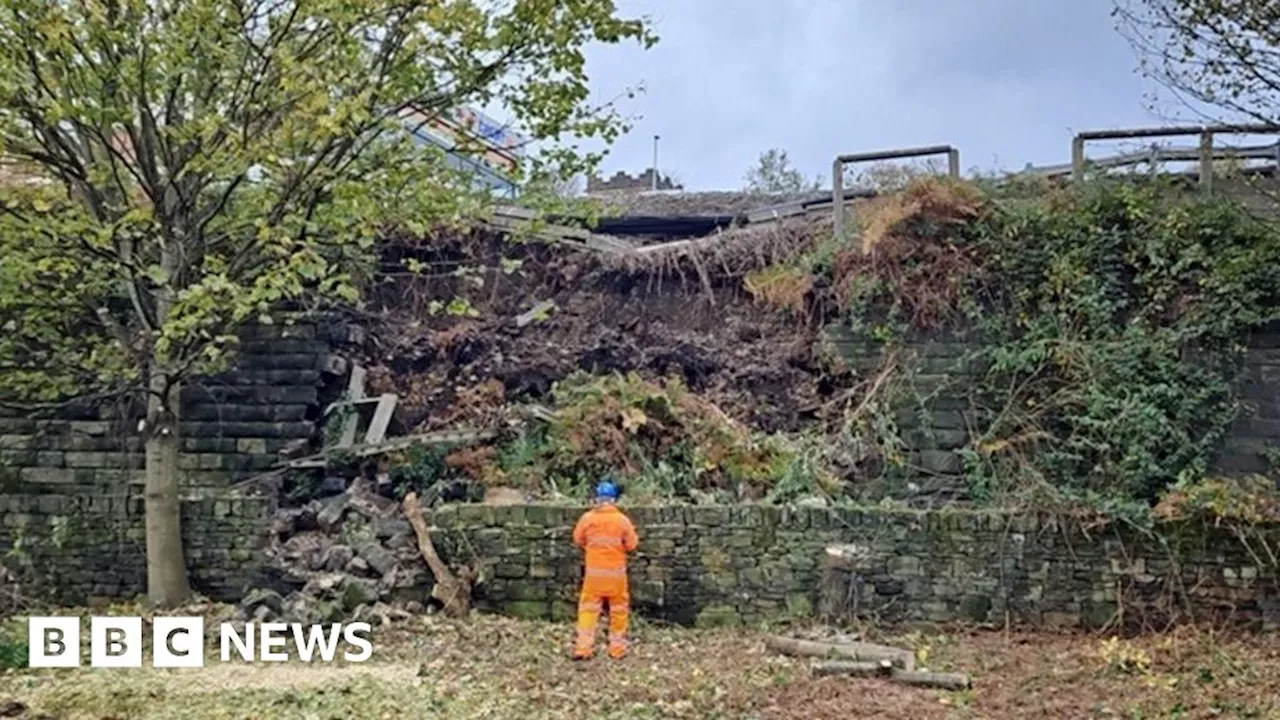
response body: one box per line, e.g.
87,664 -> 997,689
572,479 -> 639,660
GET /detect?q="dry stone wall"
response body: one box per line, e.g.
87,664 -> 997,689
430,504 -> 1280,631
0,492 -> 274,604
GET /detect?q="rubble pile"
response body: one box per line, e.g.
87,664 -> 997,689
240,478 -> 441,625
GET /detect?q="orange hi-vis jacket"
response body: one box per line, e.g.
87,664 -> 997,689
573,504 -> 640,581
572,503 -> 639,659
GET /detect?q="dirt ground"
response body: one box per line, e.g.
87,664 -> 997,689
3,615 -> 1279,720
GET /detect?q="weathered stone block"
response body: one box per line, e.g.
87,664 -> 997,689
19,467 -> 75,485
495,563 -> 528,579
236,438 -> 268,455
504,601 -> 550,620
695,604 -> 742,628
918,450 -> 963,474
0,435 -> 33,450
690,506 -> 729,527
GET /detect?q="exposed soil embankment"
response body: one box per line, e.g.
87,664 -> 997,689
349,224 -> 837,439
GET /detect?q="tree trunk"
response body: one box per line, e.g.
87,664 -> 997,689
402,491 -> 473,619
763,635 -> 916,671
144,368 -> 190,607
811,660 -> 893,678
890,669 -> 972,691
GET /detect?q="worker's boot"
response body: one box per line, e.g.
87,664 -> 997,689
607,637 -> 628,660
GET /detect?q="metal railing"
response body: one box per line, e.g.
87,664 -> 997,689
826,124 -> 1280,239
1067,123 -> 1280,192
831,145 -> 960,241
1024,142 -> 1280,179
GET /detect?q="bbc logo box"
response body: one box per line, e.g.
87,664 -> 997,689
28,616 -> 373,668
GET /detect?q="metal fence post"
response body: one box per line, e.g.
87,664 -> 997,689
1199,130 -> 1214,193
1071,136 -> 1085,184
830,144 -> 960,243
832,158 -> 845,242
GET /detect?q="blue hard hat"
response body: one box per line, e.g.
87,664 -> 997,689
595,480 -> 619,500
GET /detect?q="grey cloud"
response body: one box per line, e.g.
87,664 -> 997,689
579,0 -> 1168,189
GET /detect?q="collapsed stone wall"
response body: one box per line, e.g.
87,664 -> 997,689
430,504 -> 1280,630
0,320 -> 341,496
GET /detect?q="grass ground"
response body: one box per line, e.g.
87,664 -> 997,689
2,612 -> 1279,719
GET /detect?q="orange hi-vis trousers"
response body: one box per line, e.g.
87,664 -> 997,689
572,504 -> 639,659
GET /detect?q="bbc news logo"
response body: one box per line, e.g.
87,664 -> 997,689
28,617 -> 373,668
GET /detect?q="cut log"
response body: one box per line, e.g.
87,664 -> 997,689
403,492 -> 473,619
811,659 -> 893,678
891,669 -> 972,691
764,635 -> 916,671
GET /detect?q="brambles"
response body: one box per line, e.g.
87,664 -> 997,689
831,178 -> 990,332
484,372 -> 834,503
1154,475 -> 1280,524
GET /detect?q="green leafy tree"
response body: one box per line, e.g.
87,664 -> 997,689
1114,0 -> 1280,123
0,0 -> 654,606
743,148 -> 820,194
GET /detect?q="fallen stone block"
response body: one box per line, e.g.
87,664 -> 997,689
240,588 -> 284,616
323,545 -> 355,572
357,542 -> 398,577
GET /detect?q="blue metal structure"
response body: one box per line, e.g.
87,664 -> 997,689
401,105 -> 524,199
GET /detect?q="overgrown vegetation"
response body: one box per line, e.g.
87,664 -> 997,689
367,372 -> 839,505
496,372 -> 838,503
739,174 -> 1280,525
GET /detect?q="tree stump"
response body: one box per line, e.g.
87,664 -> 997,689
818,543 -> 873,622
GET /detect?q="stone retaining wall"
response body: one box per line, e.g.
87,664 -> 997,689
824,324 -> 1280,495
429,504 -> 1280,630
0,320 -> 336,497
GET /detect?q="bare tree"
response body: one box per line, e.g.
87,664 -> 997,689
843,158 -> 948,193
1114,0 -> 1280,123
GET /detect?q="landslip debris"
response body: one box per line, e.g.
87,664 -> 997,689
240,477 -> 482,626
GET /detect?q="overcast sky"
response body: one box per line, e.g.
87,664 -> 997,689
576,0 -> 1181,191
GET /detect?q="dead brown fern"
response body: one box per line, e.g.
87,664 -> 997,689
743,265 -> 814,315
833,178 -> 991,331
858,177 -> 985,254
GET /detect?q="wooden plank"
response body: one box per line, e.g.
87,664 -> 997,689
516,300 -> 556,328
338,364 -> 367,448
285,428 -> 501,470
363,393 -> 398,445
1024,142 -> 1280,178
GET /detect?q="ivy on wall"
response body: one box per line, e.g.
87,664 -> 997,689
812,176 -> 1280,518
